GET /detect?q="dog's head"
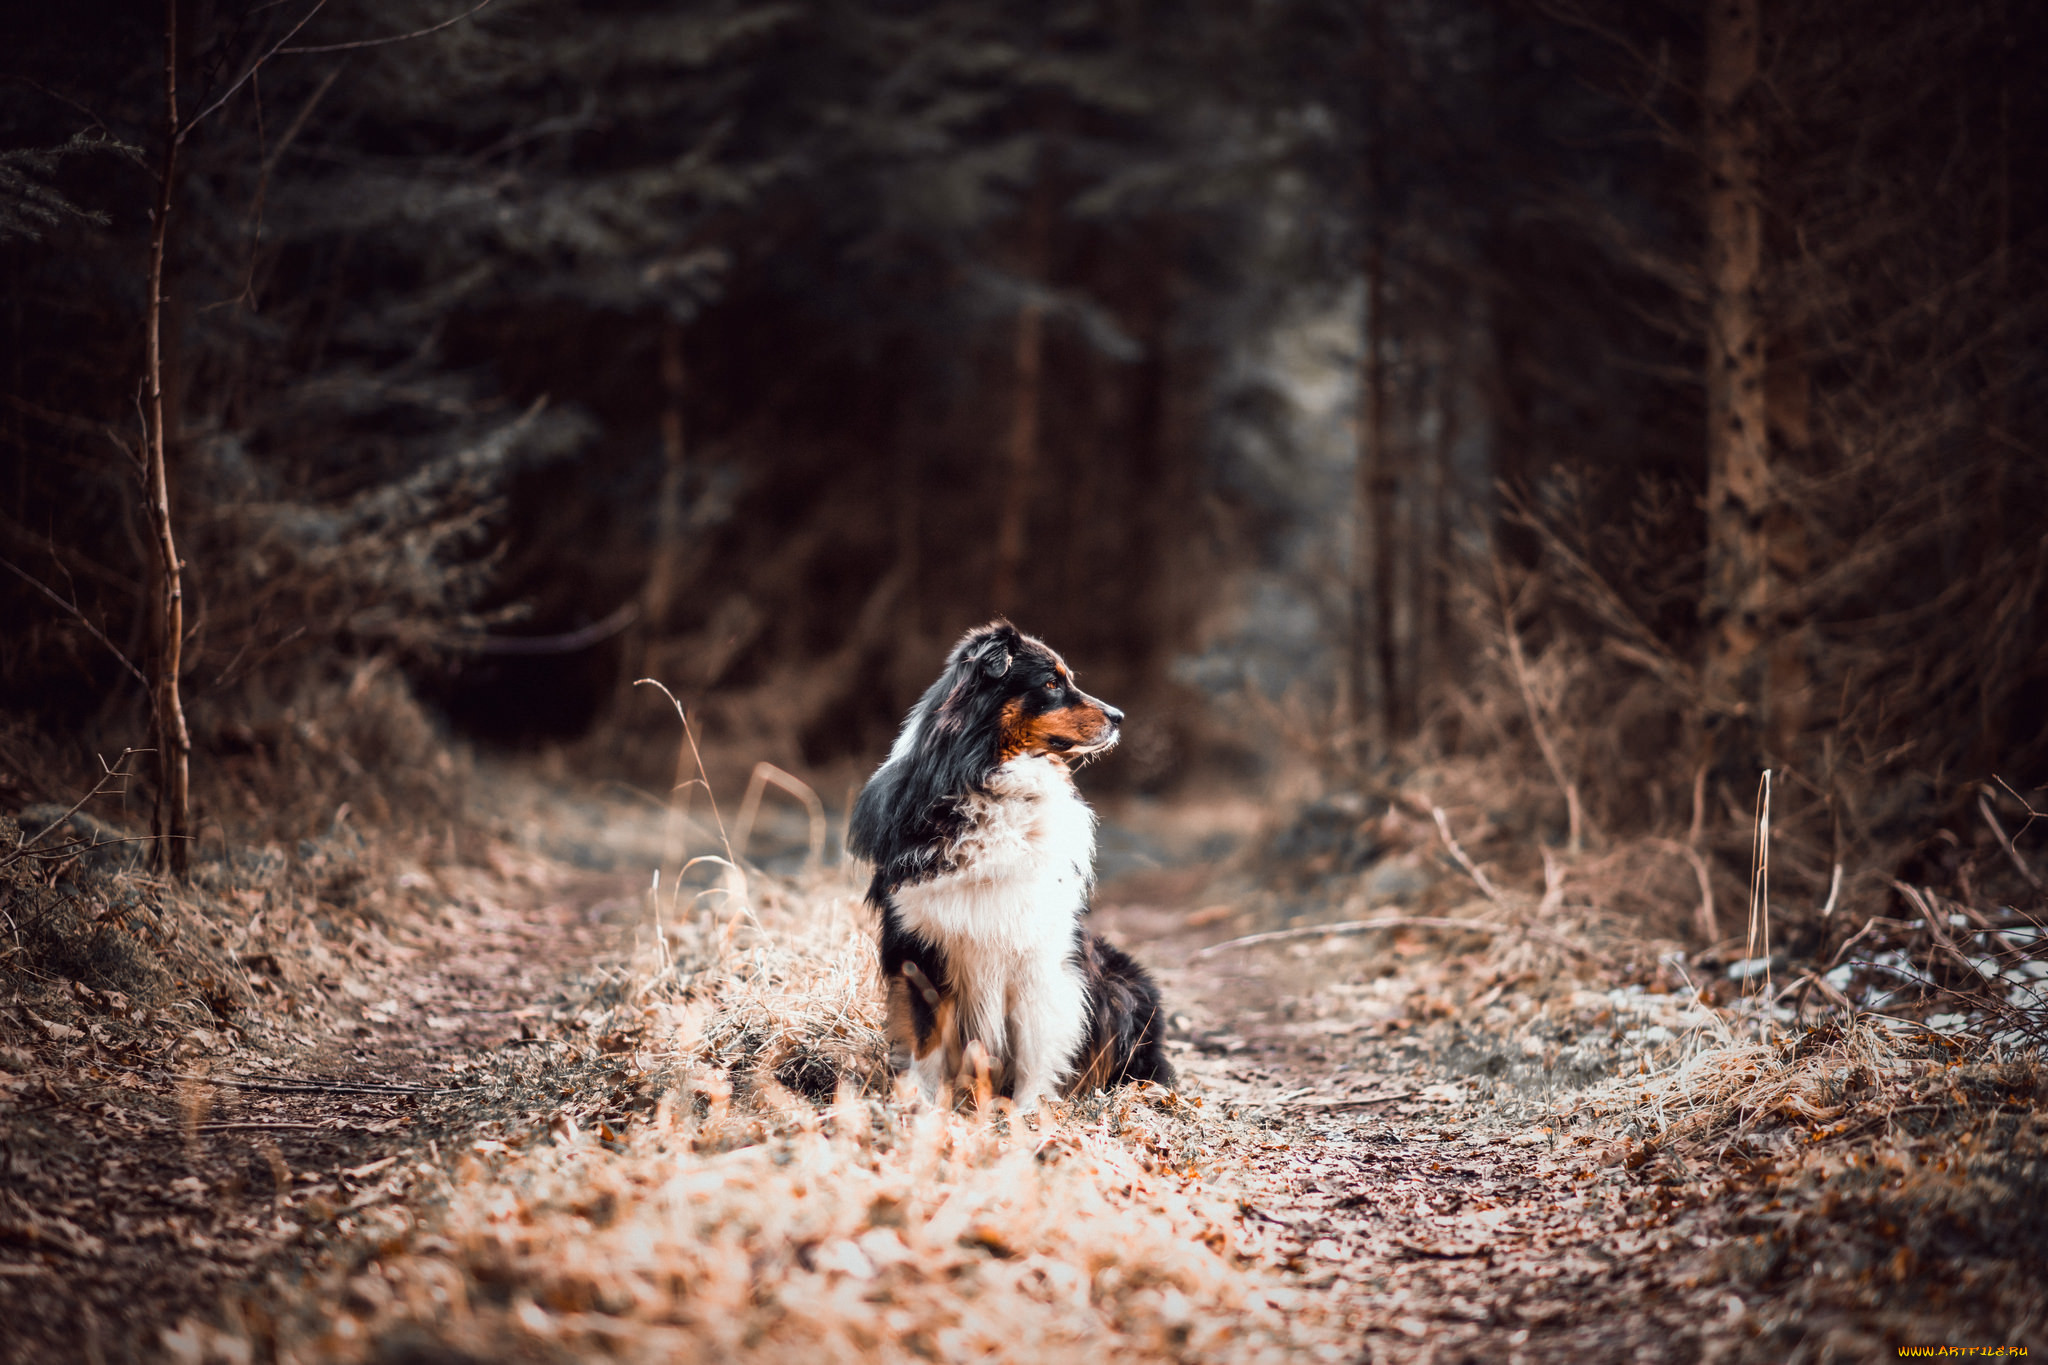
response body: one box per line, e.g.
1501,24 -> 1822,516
938,621 -> 1123,763
851,620 -> 1123,871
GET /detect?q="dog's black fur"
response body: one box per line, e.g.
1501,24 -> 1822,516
849,621 -> 1174,1097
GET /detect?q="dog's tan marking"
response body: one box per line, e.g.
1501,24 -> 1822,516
925,992 -> 958,1063
892,962 -> 959,1063
998,696 -> 1116,761
884,974 -> 919,1071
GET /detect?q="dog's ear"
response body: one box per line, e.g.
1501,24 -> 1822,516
975,638 -> 1012,679
955,621 -> 1017,680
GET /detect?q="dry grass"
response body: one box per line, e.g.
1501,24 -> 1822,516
256,1088 -> 1301,1364
1592,1014 -> 2048,1342
682,872 -> 892,1104
159,854 -> 1332,1365
1234,738 -> 2048,1344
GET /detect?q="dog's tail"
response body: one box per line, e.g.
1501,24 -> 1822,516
1070,932 -> 1176,1093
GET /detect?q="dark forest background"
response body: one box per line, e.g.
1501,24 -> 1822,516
4,0 -> 2046,928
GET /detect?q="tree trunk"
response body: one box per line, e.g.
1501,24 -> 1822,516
1762,333 -> 1812,764
1699,0 -> 1769,766
1974,0 -> 2013,771
1351,239 -> 1400,750
990,303 -> 1041,618
1421,336 -> 1459,702
1350,8 -> 1405,754
1127,222 -> 1183,741
147,0 -> 191,875
629,319 -> 689,686
889,354 -> 921,638
991,175 -> 1050,619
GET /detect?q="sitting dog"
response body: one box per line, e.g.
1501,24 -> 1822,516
849,621 -> 1174,1109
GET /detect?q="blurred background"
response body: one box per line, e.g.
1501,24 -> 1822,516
3,0 -> 2047,917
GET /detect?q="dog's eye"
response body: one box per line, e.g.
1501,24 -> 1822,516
1044,678 -> 1058,691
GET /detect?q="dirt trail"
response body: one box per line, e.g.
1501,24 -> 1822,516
0,804 -> 645,1365
7,777 -> 2036,1363
1102,886 -> 1745,1364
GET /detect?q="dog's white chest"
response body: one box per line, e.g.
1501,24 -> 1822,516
890,755 -> 1095,957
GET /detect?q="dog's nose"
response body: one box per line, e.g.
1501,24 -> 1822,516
1102,704 -> 1125,726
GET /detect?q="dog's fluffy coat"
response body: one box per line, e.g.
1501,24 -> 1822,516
849,622 -> 1173,1108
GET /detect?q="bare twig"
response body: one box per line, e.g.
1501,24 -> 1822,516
1891,881 -> 1948,950
1538,846 -> 1566,918
1198,915 -> 1516,956
279,0 -> 496,54
1994,777 -> 2042,842
154,1070 -> 476,1096
641,869 -> 672,987
1946,900 -> 2041,965
1498,486 -> 1696,698
637,678 -> 746,935
1198,913 -> 1588,958
1494,558 -> 1584,854
1825,915 -> 1899,971
637,680 -> 732,861
1818,862 -> 1844,918
183,1 -> 330,135
145,0 -> 192,875
8,749 -> 146,860
258,61 -> 343,181
444,600 -> 638,656
0,557 -> 148,692
1276,1091 -> 1418,1110
1743,771 -> 1772,1006
1430,805 -> 1505,906
731,762 -> 827,869
1782,968 -> 1857,1014
0,76 -> 124,142
211,623 -> 308,689
5,835 -> 156,869
1978,788 -> 2042,889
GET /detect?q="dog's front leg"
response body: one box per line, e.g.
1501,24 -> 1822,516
1004,958 -> 1087,1112
888,966 -> 955,1104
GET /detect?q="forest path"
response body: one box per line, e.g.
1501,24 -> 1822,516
315,781 -> 1743,1364
11,774 -> 1895,1363
1092,836 -> 1779,1365
0,776 -> 651,1365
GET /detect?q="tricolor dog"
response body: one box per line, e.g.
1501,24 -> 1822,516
849,622 -> 1173,1109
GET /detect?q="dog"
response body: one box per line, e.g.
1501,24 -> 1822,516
848,621 -> 1174,1109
